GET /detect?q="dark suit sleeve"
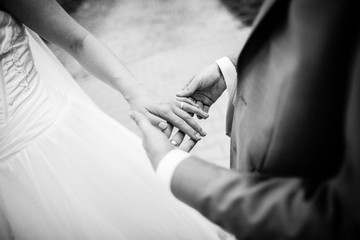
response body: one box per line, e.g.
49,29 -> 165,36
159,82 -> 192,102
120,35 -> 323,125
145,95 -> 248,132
170,53 -> 360,240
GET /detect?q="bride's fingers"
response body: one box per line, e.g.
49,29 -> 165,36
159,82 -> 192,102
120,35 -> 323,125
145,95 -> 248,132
176,97 -> 199,107
177,101 -> 209,119
188,98 -> 196,117
170,130 -> 185,147
180,138 -> 197,152
179,98 -> 196,117
195,101 -> 204,119
163,112 -> 203,140
173,108 -> 207,137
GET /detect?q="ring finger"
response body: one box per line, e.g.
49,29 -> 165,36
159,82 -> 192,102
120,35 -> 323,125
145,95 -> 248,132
173,107 -> 207,137
177,101 -> 208,119
176,97 -> 199,108
195,101 -> 204,119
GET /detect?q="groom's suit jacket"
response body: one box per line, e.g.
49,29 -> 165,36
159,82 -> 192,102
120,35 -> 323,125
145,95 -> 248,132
171,0 -> 360,239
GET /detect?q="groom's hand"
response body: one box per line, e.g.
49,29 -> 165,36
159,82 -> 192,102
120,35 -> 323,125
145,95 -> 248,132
176,63 -> 226,118
130,111 -> 197,170
129,93 -> 208,141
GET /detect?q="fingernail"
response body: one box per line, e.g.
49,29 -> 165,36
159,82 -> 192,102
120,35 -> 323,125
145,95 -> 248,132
201,129 -> 207,136
176,90 -> 183,95
171,140 -> 178,146
195,133 -> 201,140
158,121 -> 168,130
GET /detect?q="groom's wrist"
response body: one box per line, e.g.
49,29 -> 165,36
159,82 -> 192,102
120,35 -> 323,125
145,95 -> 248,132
156,149 -> 191,191
215,57 -> 237,92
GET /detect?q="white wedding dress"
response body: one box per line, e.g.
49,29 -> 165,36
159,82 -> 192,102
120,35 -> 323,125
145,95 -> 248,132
0,10 -> 229,240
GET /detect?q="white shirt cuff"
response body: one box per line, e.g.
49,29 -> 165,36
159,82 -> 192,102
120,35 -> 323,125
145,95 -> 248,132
215,57 -> 237,96
156,149 -> 190,191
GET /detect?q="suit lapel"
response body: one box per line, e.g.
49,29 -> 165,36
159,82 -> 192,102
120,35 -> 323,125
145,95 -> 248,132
226,0 -> 283,135
236,0 -> 282,70
251,0 -> 278,31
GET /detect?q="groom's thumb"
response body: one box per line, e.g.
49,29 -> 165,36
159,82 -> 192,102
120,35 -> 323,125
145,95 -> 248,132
176,78 -> 199,97
130,111 -> 151,132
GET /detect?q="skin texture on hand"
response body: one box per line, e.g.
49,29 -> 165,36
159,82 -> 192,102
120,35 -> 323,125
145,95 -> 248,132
0,0 -> 209,144
130,111 -> 197,170
176,63 -> 226,116
129,91 -> 208,140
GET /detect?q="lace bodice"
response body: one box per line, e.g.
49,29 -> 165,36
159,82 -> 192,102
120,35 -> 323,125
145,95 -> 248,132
0,10 -> 40,127
0,10 -> 69,161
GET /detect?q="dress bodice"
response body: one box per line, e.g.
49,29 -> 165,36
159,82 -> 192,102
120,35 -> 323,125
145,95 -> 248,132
0,10 -> 67,161
0,11 -> 40,126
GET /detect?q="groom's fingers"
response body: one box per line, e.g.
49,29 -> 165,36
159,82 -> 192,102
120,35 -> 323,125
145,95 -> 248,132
144,112 -> 173,138
203,104 -> 210,114
130,111 -> 151,131
130,111 -> 162,137
176,77 -> 198,97
180,138 -> 197,152
163,124 -> 173,138
170,130 -> 185,147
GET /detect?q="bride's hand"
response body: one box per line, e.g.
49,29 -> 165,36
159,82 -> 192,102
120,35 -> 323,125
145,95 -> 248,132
129,92 -> 208,140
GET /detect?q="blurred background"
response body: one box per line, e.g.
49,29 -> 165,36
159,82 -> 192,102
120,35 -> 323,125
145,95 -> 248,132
52,0 -> 263,167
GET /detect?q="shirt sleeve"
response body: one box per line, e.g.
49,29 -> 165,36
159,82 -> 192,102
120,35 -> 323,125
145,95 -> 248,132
215,57 -> 237,96
156,149 -> 190,191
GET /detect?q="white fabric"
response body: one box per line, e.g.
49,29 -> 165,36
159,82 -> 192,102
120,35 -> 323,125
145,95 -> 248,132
215,57 -> 237,106
0,11 -> 228,240
156,149 -> 190,191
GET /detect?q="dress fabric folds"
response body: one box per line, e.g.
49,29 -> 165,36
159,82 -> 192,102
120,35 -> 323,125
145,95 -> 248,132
0,10 -> 227,240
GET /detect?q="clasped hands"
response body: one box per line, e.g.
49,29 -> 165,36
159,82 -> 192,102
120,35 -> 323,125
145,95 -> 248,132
130,63 -> 226,170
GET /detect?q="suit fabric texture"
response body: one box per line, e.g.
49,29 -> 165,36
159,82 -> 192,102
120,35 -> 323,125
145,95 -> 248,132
171,0 -> 360,239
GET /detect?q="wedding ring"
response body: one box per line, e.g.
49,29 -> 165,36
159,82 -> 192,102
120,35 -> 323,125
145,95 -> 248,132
180,102 -> 184,109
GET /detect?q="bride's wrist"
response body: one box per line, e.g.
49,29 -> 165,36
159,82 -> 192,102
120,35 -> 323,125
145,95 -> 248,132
124,86 -> 151,104
106,76 -> 149,104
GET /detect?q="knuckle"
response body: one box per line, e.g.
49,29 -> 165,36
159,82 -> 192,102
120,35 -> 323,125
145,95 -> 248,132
176,120 -> 185,128
193,108 -> 201,114
187,118 -> 197,126
164,99 -> 174,106
183,114 -> 192,121
159,105 -> 170,115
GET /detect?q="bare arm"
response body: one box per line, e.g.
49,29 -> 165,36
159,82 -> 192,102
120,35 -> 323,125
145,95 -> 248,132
0,0 -> 143,98
0,0 -> 208,139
